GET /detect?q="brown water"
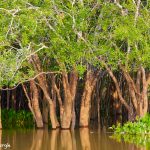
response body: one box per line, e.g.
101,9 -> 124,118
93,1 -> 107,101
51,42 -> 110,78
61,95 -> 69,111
0,129 -> 145,150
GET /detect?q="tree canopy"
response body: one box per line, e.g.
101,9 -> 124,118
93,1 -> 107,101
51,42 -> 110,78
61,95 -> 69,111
0,0 -> 150,87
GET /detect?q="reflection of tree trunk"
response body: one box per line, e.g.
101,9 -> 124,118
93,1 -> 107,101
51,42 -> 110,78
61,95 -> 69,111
50,130 -> 59,150
12,131 -> 16,150
79,128 -> 91,150
71,131 -> 77,150
30,130 -> 36,150
80,70 -> 98,127
61,130 -> 73,150
31,130 -> 44,150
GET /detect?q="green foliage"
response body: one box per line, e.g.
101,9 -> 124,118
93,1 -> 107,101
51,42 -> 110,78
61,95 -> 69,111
113,114 -> 150,135
0,0 -> 150,87
95,1 -> 150,70
111,114 -> 150,147
2,109 -> 34,129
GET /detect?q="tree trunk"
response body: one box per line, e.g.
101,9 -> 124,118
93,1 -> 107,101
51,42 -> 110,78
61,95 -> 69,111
61,71 -> 78,129
80,92 -> 92,127
79,70 -> 99,127
121,66 -> 149,118
39,80 -> 59,129
7,90 -> 10,110
42,97 -> 49,124
30,80 -> 44,128
104,64 -> 131,112
51,75 -> 64,126
50,130 -> 59,150
61,101 -> 73,129
12,89 -> 16,110
30,54 -> 59,129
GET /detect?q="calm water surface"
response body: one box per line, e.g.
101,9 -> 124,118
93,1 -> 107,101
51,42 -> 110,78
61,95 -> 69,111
0,129 -> 146,150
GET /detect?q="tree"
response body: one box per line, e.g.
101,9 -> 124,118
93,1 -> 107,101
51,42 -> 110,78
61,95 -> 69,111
93,1 -> 150,119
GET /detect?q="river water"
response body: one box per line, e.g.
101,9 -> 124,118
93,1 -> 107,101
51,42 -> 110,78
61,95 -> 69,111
0,128 -> 146,150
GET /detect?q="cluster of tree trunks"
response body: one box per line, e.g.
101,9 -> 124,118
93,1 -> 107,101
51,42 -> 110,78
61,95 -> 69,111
0,54 -> 149,129
20,54 -> 100,129
105,63 -> 150,121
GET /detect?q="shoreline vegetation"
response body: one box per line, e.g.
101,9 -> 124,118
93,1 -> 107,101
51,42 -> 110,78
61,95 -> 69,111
2,109 -> 34,129
112,114 -> 150,147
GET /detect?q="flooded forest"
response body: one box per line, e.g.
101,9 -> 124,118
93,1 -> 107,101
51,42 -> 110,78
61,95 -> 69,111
0,0 -> 150,150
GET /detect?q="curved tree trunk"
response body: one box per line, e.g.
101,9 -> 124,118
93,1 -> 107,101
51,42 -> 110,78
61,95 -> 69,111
105,62 -> 149,121
121,66 -> 149,118
30,80 -> 44,128
22,81 -> 44,128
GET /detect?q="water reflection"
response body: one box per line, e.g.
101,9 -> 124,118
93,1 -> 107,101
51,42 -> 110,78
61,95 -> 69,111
61,130 -> 73,150
80,128 -> 91,150
50,130 -> 59,150
30,130 -> 43,150
112,134 -> 150,150
0,129 -> 146,150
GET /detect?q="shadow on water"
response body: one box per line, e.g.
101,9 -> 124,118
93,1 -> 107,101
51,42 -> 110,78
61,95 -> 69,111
0,129 -> 147,150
